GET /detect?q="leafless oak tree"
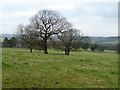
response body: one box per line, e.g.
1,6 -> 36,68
30,10 -> 72,54
58,28 -> 81,55
17,24 -> 43,52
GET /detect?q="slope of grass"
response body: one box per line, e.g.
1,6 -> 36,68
2,48 -> 118,88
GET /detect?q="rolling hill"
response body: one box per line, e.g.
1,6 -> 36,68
0,33 -> 119,45
90,36 -> 119,45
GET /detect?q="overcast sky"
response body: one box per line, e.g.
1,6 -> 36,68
0,0 -> 118,36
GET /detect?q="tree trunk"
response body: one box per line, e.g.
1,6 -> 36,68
44,40 -> 48,54
30,48 -> 32,52
65,48 -> 70,55
39,49 -> 41,52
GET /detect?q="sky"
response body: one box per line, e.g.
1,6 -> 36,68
0,0 -> 118,36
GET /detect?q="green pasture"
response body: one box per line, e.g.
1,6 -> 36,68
2,48 -> 118,88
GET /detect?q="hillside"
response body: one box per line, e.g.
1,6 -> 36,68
1,34 -> 15,39
0,34 -> 119,45
90,36 -> 119,45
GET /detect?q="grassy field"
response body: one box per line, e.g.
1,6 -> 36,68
2,48 -> 118,88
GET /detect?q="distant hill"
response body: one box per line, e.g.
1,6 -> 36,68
1,34 -> 15,39
0,33 -> 119,45
90,36 -> 119,45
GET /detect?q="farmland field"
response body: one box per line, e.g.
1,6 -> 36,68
2,48 -> 118,88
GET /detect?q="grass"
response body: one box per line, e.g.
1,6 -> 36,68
2,48 -> 118,88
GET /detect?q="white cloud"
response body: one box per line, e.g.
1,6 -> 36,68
48,4 -> 74,11
69,16 -> 117,36
0,0 -> 118,36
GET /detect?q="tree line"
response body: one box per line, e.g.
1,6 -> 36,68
2,36 -> 120,54
2,37 -> 17,48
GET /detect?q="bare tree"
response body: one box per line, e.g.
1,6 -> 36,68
71,30 -> 83,50
30,10 -> 72,54
17,24 -> 39,52
58,28 -> 81,55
